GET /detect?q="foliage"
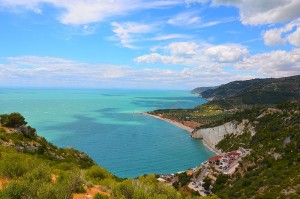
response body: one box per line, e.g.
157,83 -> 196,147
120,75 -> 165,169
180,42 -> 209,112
203,177 -> 212,191
0,113 -> 27,128
94,193 -> 110,199
177,172 -> 191,186
112,174 -> 183,199
151,75 -> 300,129
85,165 -> 113,183
213,101 -> 300,198
200,75 -> 300,106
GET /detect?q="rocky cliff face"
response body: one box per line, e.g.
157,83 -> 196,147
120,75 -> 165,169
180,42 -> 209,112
190,120 -> 255,149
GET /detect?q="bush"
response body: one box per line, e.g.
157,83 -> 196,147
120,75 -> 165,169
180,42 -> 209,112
0,153 -> 31,178
94,193 -> 110,199
0,113 -> 27,128
85,166 -> 113,182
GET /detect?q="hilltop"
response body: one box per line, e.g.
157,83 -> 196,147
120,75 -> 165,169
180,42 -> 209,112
190,87 -> 217,95
200,75 -> 300,106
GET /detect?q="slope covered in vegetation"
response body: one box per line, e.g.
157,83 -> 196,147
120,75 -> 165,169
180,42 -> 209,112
200,75 -> 300,106
212,101 -> 300,198
149,75 -> 300,129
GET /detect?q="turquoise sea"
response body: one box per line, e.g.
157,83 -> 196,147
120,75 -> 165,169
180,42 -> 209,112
0,89 -> 214,178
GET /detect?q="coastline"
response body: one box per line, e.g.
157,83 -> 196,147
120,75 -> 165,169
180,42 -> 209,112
201,139 -> 221,155
144,112 -> 220,155
143,113 -> 194,133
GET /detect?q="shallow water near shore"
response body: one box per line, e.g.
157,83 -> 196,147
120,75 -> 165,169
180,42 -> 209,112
0,89 -> 214,177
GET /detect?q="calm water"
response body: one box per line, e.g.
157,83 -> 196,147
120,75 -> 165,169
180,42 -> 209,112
0,89 -> 214,177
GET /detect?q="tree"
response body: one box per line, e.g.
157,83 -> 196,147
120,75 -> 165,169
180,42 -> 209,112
0,113 -> 27,128
203,177 -> 212,191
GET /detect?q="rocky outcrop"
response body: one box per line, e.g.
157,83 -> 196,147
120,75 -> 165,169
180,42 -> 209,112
191,120 -> 255,149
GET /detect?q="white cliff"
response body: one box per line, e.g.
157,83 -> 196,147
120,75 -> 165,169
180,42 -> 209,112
191,120 -> 255,150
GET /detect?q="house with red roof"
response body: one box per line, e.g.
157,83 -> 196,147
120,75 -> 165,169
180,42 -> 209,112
208,155 -> 223,164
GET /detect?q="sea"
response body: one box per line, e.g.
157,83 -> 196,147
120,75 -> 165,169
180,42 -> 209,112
0,89 -> 214,178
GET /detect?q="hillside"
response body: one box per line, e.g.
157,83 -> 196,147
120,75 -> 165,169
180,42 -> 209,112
200,75 -> 300,106
191,87 -> 216,95
149,75 -> 300,129
200,78 -> 271,100
228,75 -> 300,105
151,100 -> 300,198
212,101 -> 300,198
149,75 -> 300,198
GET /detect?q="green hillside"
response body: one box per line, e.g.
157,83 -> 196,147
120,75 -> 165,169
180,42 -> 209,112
190,87 -> 216,95
213,101 -> 300,198
201,75 -> 300,106
150,75 -> 300,128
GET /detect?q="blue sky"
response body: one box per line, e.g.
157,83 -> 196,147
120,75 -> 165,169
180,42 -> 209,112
0,0 -> 300,89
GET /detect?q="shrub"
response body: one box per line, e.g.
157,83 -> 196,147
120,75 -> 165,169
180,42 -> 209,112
0,113 -> 27,128
85,166 -> 113,182
0,153 -> 31,178
94,193 -> 110,199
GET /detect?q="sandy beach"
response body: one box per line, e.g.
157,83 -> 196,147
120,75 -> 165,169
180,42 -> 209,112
143,113 -> 194,133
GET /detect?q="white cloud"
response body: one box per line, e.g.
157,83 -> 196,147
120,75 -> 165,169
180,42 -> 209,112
212,0 -> 300,25
135,41 -> 249,65
0,55 -> 254,88
111,22 -> 155,48
185,0 -> 208,5
167,42 -> 199,55
263,28 -> 286,46
4,56 -> 129,79
204,44 -> 248,63
149,34 -> 190,41
168,11 -> 201,26
262,19 -> 300,46
33,7 -> 42,14
236,48 -> 300,77
0,0 -> 181,25
287,27 -> 300,47
198,17 -> 236,28
134,53 -> 188,65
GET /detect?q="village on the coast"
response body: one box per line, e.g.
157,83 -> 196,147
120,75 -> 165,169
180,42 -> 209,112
156,147 -> 251,196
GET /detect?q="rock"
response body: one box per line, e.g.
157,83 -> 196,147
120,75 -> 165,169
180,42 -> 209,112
190,120 -> 255,148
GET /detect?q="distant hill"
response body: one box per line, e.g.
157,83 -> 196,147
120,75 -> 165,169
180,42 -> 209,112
228,75 -> 300,105
152,75 -> 300,130
197,75 -> 300,106
190,86 -> 216,94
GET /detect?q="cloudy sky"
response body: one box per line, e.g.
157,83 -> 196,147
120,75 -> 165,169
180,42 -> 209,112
0,0 -> 300,89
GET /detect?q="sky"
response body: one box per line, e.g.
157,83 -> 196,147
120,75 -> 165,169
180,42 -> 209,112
0,0 -> 300,89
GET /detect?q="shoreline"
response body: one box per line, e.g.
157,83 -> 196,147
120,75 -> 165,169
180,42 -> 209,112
143,113 -> 194,133
201,139 -> 221,155
144,112 -> 220,155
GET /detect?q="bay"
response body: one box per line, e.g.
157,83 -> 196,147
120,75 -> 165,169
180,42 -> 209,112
0,89 -> 214,178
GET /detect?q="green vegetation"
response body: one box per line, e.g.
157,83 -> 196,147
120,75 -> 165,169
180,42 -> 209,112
0,113 -> 27,128
213,101 -> 300,198
201,75 -> 300,106
190,86 -> 216,94
150,100 -> 236,128
150,75 -> 300,129
150,75 -> 300,198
